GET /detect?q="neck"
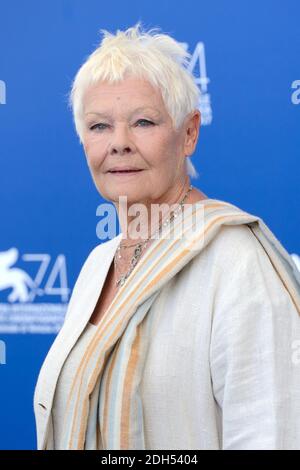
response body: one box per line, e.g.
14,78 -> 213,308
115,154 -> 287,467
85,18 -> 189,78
116,177 -> 192,246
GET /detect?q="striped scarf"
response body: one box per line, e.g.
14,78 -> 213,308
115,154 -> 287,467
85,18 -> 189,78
58,199 -> 300,449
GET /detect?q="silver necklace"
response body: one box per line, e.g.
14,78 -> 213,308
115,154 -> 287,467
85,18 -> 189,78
114,184 -> 193,287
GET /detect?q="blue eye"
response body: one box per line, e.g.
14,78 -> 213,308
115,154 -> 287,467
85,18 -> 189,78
89,120 -> 154,131
136,119 -> 154,126
89,123 -> 108,131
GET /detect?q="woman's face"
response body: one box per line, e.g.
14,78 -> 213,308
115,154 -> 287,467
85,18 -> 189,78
82,76 -> 199,207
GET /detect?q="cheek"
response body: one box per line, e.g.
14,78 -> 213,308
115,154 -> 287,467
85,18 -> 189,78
83,138 -> 105,168
150,135 -> 180,168
142,132 -> 173,158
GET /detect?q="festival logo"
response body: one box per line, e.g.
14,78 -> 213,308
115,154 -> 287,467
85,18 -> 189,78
0,248 -> 70,334
182,41 -> 212,125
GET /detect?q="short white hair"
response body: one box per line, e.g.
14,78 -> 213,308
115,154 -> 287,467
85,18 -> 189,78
68,22 -> 200,179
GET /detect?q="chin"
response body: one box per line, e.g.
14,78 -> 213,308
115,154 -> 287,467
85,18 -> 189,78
103,189 -> 144,203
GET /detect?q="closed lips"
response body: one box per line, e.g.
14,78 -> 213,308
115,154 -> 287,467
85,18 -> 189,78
108,167 -> 144,172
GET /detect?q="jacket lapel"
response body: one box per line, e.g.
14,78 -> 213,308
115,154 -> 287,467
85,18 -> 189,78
34,233 -> 122,449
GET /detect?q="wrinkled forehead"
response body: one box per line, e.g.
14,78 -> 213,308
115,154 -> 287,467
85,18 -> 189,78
82,77 -> 167,117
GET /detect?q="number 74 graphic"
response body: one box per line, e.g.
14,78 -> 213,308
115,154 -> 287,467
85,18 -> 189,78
22,253 -> 70,303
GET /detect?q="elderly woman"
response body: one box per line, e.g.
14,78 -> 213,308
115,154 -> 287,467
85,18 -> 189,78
34,23 -> 300,450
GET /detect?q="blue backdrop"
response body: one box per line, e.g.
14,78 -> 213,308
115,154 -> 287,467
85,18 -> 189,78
0,0 -> 299,449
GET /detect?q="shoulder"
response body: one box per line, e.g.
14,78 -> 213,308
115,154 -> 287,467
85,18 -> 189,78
210,222 -> 257,251
202,219 -> 296,316
208,222 -> 295,345
202,221 -> 266,275
199,197 -> 289,279
208,221 -> 299,325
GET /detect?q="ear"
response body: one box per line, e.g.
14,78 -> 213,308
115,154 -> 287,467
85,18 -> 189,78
183,110 -> 201,156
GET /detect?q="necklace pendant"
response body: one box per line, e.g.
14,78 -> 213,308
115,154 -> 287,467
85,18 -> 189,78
131,256 -> 138,267
134,245 -> 142,256
117,275 -> 126,287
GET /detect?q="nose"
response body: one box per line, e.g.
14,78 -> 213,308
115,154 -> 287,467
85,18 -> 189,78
109,124 -> 135,155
